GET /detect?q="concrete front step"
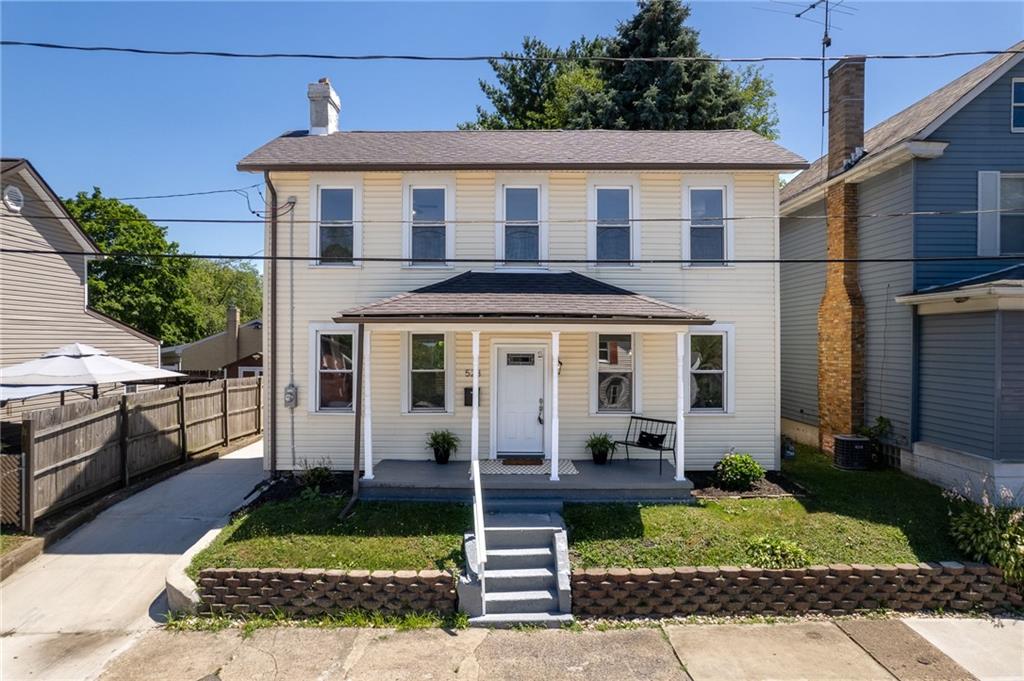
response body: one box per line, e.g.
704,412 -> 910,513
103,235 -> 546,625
484,526 -> 559,550
484,589 -> 559,614
486,567 -> 556,592
469,612 -> 574,629
485,547 -> 554,570
485,498 -> 564,514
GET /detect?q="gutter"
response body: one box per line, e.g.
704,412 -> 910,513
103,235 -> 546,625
265,171 -> 278,476
894,285 -> 1024,306
780,140 -> 948,215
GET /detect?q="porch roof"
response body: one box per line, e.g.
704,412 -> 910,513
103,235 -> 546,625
333,271 -> 712,325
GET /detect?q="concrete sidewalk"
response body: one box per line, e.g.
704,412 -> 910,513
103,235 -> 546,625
96,616 -> 1022,681
0,441 -> 266,681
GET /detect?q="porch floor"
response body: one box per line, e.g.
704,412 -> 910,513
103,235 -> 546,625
360,458 -> 693,503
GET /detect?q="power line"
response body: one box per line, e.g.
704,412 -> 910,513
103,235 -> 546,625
1,40 -> 1020,64
109,183 -> 262,201
6,206 -> 1018,226
3,247 -> 1022,266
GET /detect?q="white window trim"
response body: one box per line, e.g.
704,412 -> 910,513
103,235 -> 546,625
1012,77 -> 1024,133
402,174 -> 456,268
309,174 -> 363,268
1000,172 -> 1024,256
400,331 -> 456,415
495,173 -> 549,269
682,176 -> 735,268
685,322 -> 736,416
589,332 -> 643,416
308,322 -> 358,414
238,366 -> 263,377
586,175 -> 641,268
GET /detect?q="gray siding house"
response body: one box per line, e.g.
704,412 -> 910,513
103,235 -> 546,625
780,42 -> 1024,499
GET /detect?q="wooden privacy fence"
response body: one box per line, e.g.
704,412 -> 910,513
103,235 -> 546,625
8,377 -> 261,533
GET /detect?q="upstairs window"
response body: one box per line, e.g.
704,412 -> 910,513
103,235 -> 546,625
410,187 -> 447,265
596,187 -> 632,264
503,186 -> 540,264
1001,174 -> 1024,255
318,188 -> 354,264
689,188 -> 726,265
1013,78 -> 1024,132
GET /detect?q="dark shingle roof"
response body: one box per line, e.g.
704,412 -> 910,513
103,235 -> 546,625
781,41 -> 1024,207
334,271 -> 711,324
239,129 -> 806,172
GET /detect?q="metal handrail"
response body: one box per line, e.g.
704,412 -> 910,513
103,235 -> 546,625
470,457 -> 487,613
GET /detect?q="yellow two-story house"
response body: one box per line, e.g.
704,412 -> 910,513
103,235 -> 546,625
239,79 -> 806,500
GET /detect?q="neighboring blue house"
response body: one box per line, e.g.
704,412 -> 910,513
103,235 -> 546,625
780,42 -> 1024,499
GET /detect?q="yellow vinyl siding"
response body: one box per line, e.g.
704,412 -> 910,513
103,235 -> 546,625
265,169 -> 780,471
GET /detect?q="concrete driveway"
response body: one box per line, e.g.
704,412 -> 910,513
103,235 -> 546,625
0,440 -> 266,681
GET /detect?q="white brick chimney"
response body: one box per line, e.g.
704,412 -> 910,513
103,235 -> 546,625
308,78 -> 340,136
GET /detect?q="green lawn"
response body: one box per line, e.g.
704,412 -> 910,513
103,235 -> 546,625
0,532 -> 32,556
565,446 -> 963,568
189,497 -> 471,579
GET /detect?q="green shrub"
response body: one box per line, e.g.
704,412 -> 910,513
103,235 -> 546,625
947,487 -> 1024,585
746,535 -> 809,569
299,461 -> 332,490
713,452 -> 765,491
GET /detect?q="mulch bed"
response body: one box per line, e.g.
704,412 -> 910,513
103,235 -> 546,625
689,470 -> 808,499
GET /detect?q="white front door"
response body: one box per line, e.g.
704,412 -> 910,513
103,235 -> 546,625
496,347 -> 545,454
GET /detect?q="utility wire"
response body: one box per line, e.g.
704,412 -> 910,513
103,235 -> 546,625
3,248 -> 1022,265
1,40 -> 1020,64
107,183 -> 262,201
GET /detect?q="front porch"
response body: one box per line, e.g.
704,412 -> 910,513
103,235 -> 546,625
360,458 -> 694,503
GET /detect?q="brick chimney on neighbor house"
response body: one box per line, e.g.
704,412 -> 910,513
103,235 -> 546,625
817,56 -> 866,453
308,78 -> 340,135
225,305 -> 240,368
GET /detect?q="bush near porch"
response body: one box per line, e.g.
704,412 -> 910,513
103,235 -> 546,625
188,497 -> 470,579
566,446 -> 964,568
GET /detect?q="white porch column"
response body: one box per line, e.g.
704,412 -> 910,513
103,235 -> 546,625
363,329 -> 374,480
550,331 -> 560,482
471,330 -> 480,468
675,331 -> 687,482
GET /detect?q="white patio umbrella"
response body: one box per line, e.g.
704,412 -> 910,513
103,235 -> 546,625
0,343 -> 184,387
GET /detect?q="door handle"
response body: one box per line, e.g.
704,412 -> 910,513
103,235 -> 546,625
537,397 -> 544,425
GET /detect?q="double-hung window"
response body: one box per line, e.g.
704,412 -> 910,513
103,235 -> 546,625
595,334 -> 634,413
689,188 -> 726,265
595,187 -> 632,264
503,186 -> 540,264
318,188 -> 355,264
689,333 -> 726,412
1001,174 -> 1024,255
409,333 -> 447,412
1012,78 -> 1024,132
317,332 -> 354,411
410,187 -> 447,265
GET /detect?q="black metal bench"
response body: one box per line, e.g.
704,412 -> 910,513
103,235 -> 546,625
614,416 -> 677,476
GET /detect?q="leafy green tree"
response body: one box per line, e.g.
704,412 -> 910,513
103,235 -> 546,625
64,189 -> 202,346
187,258 -> 263,338
466,0 -> 779,139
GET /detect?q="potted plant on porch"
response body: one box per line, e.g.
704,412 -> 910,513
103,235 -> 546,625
426,429 -> 460,464
585,433 -> 617,465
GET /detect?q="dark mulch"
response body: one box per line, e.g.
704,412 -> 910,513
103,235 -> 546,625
689,470 -> 809,498
233,471 -> 354,516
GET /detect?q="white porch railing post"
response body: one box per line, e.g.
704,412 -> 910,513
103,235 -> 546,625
471,330 -> 480,471
675,331 -> 687,482
550,331 -> 560,481
363,329 -> 374,480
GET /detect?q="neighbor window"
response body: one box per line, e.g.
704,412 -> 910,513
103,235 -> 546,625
1001,174 -> 1024,254
690,334 -> 725,411
409,333 -> 446,412
318,333 -> 354,410
596,188 -> 631,263
689,188 -> 726,264
319,188 -> 354,264
596,334 -> 633,412
411,187 -> 447,265
1012,78 -> 1024,132
503,186 -> 540,264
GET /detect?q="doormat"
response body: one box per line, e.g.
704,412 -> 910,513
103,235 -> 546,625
478,460 -> 579,476
502,457 -> 545,466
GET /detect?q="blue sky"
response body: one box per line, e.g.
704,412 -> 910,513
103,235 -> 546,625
2,1 -> 1022,265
